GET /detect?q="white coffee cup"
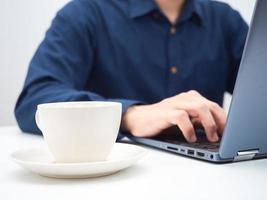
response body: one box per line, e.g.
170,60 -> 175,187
35,101 -> 122,163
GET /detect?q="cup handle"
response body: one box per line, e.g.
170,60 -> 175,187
35,109 -> 42,130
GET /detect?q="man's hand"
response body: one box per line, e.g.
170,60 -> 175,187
121,90 -> 227,143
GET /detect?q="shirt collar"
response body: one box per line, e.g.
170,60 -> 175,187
130,0 -> 206,26
129,0 -> 159,18
184,0 -> 206,26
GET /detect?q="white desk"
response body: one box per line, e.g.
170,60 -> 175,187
1,126 -> 267,200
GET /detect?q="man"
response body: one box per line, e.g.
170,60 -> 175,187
15,0 -> 248,143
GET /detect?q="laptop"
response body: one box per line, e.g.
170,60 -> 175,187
125,0 -> 267,163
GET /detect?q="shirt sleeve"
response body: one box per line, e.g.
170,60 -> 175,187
226,8 -> 249,94
14,1 -> 142,135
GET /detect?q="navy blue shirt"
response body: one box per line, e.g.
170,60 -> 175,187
15,0 -> 248,135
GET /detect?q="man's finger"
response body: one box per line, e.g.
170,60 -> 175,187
170,110 -> 196,143
207,101 -> 227,135
196,104 -> 219,142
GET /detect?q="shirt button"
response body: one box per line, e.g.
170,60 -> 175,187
170,26 -> 176,35
152,12 -> 160,19
170,66 -> 177,74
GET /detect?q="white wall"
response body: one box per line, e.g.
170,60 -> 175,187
0,0 -> 70,126
0,0 -> 256,126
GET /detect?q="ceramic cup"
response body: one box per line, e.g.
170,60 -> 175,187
35,101 -> 122,163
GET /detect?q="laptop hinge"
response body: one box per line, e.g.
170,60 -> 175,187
234,149 -> 259,162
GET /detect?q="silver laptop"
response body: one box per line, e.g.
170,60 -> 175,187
125,0 -> 267,163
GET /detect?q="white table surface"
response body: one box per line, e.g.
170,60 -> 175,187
1,126 -> 267,200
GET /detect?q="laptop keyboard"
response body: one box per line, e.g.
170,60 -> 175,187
185,141 -> 219,150
163,138 -> 219,150
153,129 -> 220,151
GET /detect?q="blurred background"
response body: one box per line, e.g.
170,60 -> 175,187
0,0 -> 256,126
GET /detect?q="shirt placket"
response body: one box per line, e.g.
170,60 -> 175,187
166,24 -> 182,97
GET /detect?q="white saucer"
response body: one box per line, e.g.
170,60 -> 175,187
11,143 -> 146,179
